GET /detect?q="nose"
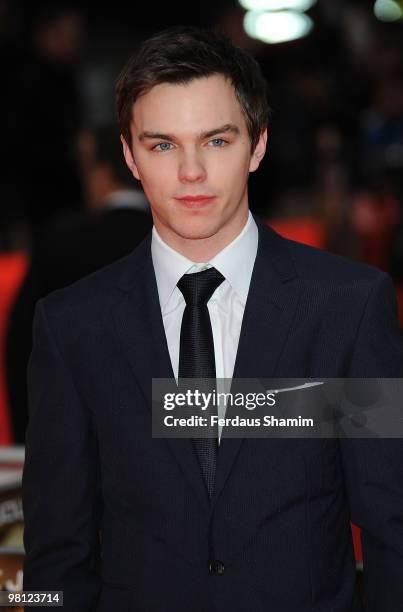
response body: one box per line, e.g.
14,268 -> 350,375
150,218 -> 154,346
178,149 -> 207,183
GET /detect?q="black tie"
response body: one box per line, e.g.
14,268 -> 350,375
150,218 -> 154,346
177,267 -> 225,498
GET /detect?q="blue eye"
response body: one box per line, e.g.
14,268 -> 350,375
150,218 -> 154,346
208,138 -> 226,147
153,142 -> 173,152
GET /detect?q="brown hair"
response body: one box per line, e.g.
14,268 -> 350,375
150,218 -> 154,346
116,26 -> 270,153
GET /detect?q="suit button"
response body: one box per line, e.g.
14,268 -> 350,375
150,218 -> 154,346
209,560 -> 225,575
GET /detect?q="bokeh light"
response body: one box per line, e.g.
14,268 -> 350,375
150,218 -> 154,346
243,9 -> 313,44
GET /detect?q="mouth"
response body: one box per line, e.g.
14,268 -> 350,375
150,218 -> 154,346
175,195 -> 216,209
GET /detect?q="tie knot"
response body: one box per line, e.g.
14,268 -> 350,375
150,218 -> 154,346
177,267 -> 225,306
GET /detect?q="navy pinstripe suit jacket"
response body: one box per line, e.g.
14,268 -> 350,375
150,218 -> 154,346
23,215 -> 403,611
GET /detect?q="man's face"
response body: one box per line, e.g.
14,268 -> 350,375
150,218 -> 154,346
122,74 -> 267,255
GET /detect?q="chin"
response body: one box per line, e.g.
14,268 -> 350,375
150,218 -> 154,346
172,219 -> 220,241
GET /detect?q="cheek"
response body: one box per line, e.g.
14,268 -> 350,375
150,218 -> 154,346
209,152 -> 250,190
137,159 -> 175,196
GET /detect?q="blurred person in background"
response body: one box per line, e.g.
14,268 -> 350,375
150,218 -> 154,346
360,75 -> 403,198
14,3 -> 86,230
5,125 -> 151,443
0,0 -> 27,249
351,181 -> 400,270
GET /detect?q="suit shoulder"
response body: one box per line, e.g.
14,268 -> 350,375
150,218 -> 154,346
38,249 -> 138,323
281,235 -> 386,286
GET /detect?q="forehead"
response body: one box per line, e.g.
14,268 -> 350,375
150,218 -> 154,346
131,74 -> 247,136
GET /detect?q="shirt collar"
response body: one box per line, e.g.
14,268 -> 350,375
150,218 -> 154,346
151,210 -> 258,313
209,211 -> 258,306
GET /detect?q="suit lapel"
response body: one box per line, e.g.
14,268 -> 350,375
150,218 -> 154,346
212,217 -> 302,506
113,235 -> 210,511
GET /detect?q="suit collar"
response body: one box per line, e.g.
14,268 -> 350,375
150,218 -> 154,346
116,213 -> 297,294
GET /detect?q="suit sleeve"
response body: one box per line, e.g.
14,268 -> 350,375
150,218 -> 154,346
22,298 -> 102,611
340,272 -> 403,611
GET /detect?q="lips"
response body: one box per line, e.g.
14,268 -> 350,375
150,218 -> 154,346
175,195 -> 216,208
176,195 -> 215,202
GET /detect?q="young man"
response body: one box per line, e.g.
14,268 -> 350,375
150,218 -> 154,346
23,27 -> 403,611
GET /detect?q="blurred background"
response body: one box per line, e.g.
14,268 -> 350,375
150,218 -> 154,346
0,0 -> 403,435
0,0 -> 402,601
1,0 -> 403,441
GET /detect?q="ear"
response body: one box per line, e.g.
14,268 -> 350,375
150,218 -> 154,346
249,128 -> 268,173
121,135 -> 140,180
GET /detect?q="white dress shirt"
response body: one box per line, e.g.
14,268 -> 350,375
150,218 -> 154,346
151,211 -> 258,441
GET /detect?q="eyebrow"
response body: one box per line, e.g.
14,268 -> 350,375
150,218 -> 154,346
138,123 -> 240,142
